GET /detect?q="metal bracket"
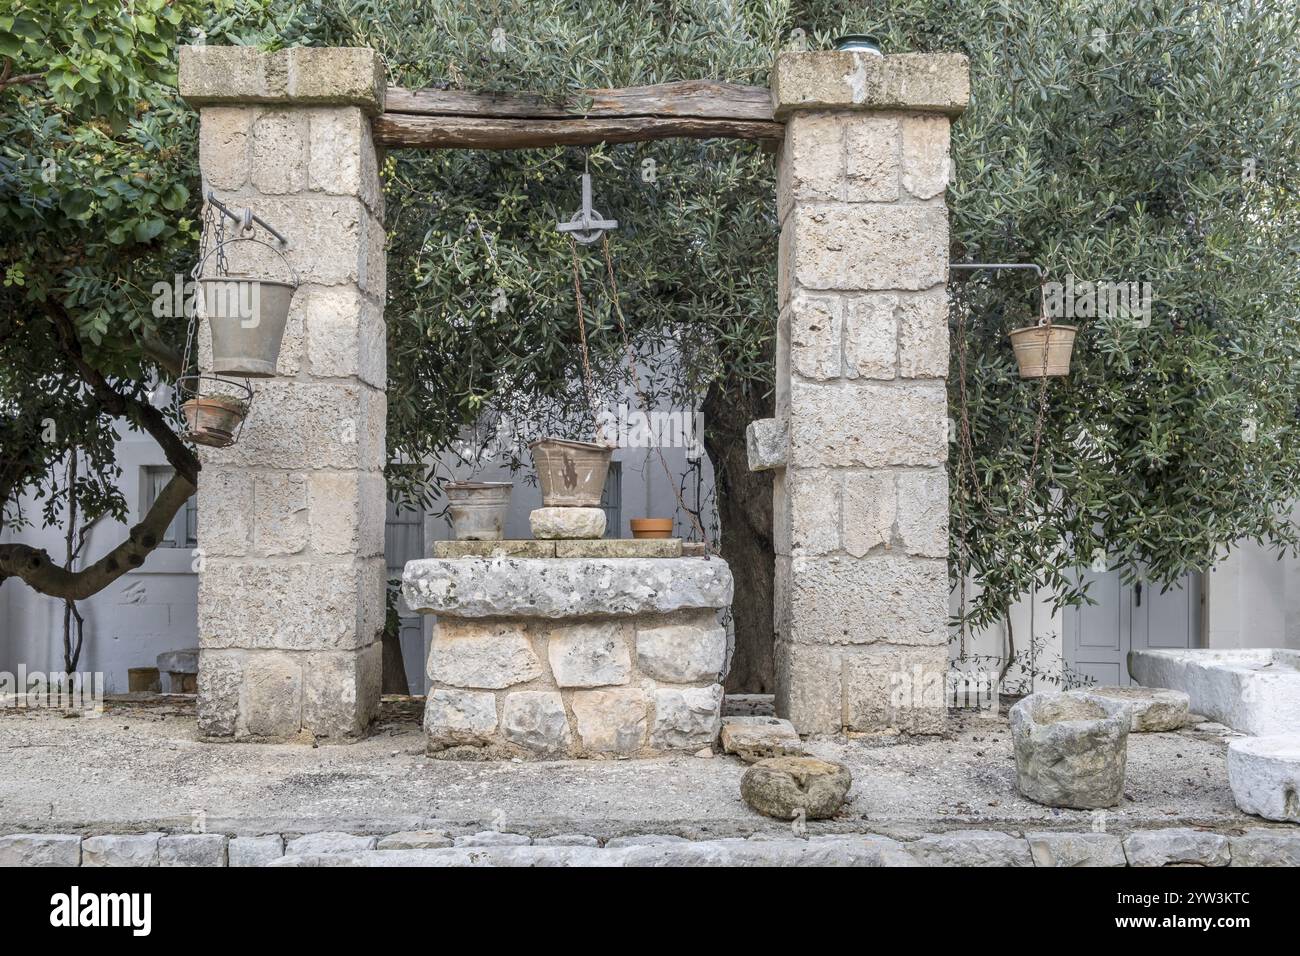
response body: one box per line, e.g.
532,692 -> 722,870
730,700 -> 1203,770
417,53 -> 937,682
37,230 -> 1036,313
556,173 -> 618,244
204,190 -> 289,247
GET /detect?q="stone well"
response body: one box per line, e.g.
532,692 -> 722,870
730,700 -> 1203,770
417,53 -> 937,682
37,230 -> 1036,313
402,553 -> 734,758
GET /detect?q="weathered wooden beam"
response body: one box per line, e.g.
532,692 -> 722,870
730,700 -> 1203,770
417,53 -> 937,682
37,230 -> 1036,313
372,113 -> 784,150
384,80 -> 776,122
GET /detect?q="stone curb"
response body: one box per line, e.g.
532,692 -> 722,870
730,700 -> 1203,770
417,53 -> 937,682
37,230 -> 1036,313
3,827 -> 1295,866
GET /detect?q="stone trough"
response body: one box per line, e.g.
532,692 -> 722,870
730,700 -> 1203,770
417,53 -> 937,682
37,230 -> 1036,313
1010,693 -> 1129,809
1129,648 -> 1300,736
402,553 -> 734,759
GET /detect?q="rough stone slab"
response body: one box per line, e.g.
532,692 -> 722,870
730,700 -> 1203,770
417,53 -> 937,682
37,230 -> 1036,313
1230,829 -> 1300,867
159,833 -> 228,867
424,688 -> 498,749
0,833 -> 81,867
453,831 -> 532,847
1026,832 -> 1126,867
285,832 -> 378,855
636,620 -> 727,683
746,418 -> 787,471
908,830 -> 1033,867
721,716 -> 804,762
403,557 -> 733,618
434,540 -> 556,558
228,834 -> 284,866
571,688 -> 648,754
179,46 -> 386,114
651,685 -> 724,750
772,51 -> 970,118
740,756 -> 851,820
529,507 -> 607,540
555,538 -> 682,558
535,834 -> 599,847
604,834 -> 689,848
377,830 -> 454,850
786,204 -> 948,292
1129,648 -> 1300,735
501,691 -> 571,754
1227,734 -> 1300,823
426,620 -> 541,689
82,833 -> 162,867
1073,685 -> 1190,732
1123,828 -> 1230,867
546,622 -> 632,687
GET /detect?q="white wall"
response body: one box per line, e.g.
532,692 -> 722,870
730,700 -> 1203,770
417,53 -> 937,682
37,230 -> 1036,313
1206,535 -> 1300,650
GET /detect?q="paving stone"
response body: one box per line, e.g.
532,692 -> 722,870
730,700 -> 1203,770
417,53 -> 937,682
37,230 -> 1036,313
603,834 -> 689,848
377,830 -> 454,850
908,830 -> 1033,867
535,834 -> 599,847
1229,829 -> 1300,867
228,834 -> 284,866
285,832 -> 378,855
721,716 -> 804,762
453,831 -> 532,847
1123,828 -> 1230,867
159,833 -> 228,867
0,834 -> 81,867
1025,831 -> 1126,867
82,833 -> 163,867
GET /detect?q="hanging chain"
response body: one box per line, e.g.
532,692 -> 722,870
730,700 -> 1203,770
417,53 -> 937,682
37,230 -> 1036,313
567,236 -> 602,435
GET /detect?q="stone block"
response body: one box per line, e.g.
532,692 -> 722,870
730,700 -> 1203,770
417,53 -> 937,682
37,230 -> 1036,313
788,380 -> 946,468
0,834 -> 81,867
720,716 -> 803,762
433,540 -> 556,559
554,539 -> 682,558
454,831 -> 532,847
786,554 -> 948,645
306,470 -> 386,558
841,470 -> 895,557
427,619 -> 541,689
546,621 -> 631,688
843,294 -> 898,379
529,507 -> 607,540
901,114 -> 951,200
303,283 -> 385,388
843,644 -> 947,734
771,52 -> 971,119
239,649 -> 304,738
197,649 -> 241,736
908,830 -> 1032,867
198,107 -> 251,192
778,112 -> 846,209
1072,685 -> 1190,732
180,46 -> 386,114
895,469 -> 948,557
896,288 -> 948,378
784,468 -> 840,556
82,833 -> 162,867
251,110 -> 308,193
159,834 -> 228,867
1230,830 -> 1300,867
1228,735 -> 1300,823
635,619 -> 727,683
403,557 -> 734,619
651,684 -> 723,749
844,114 -> 901,202
377,830 -> 454,850
1026,832 -> 1127,867
571,688 -> 649,754
745,418 -> 787,472
307,107 -> 379,211
302,641 -> 382,738
741,756 -> 851,820
424,688 -> 498,749
229,834 -> 284,866
285,832 -> 377,855
196,466 -> 252,557
535,834 -> 600,847
787,203 -> 948,292
1123,828 -> 1230,867
1128,648 -> 1300,736
501,691 -> 571,755
788,291 -> 842,380
775,640 -> 842,733
251,471 -> 308,555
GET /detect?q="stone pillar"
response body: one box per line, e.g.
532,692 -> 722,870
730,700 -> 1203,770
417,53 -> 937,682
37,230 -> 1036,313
178,47 -> 387,740
765,52 -> 969,734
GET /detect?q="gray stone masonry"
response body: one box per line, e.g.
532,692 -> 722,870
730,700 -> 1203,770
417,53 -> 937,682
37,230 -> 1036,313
766,51 -> 969,734
179,47 -> 386,741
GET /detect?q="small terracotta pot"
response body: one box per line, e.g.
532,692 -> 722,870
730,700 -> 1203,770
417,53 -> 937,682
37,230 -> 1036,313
631,518 -> 674,539
182,395 -> 248,447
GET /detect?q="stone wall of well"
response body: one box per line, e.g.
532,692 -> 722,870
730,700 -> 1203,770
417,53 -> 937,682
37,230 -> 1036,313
406,556 -> 734,758
179,47 -> 388,740
769,52 -> 969,734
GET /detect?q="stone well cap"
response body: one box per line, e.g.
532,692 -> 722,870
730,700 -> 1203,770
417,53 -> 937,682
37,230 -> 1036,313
402,556 -> 733,619
179,46 -> 386,114
772,51 -> 969,119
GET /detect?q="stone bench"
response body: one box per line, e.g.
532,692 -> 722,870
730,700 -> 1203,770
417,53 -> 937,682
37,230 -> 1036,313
402,555 -> 734,759
1129,648 -> 1300,735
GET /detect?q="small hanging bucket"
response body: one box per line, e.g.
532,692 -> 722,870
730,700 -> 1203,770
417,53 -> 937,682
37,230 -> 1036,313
193,236 -> 297,378
177,375 -> 252,448
530,438 -> 613,508
1008,322 -> 1077,378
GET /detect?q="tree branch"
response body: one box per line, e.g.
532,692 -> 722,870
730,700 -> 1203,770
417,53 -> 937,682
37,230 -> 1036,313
0,470 -> 195,601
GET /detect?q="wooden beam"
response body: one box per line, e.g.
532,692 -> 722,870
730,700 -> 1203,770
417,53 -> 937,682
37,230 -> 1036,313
372,113 -> 784,150
384,80 -> 776,122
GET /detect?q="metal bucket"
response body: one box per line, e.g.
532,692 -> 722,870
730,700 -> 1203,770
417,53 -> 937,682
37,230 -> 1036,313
445,481 -> 513,541
199,276 -> 295,377
529,438 -> 613,508
1008,323 -> 1077,378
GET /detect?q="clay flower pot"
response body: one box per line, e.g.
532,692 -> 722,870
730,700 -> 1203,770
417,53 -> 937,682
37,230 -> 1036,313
529,438 -> 613,508
181,395 -> 248,448
445,481 -> 513,541
631,518 -> 674,539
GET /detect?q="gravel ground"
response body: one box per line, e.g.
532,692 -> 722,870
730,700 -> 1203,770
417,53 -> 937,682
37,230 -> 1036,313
0,696 -> 1262,840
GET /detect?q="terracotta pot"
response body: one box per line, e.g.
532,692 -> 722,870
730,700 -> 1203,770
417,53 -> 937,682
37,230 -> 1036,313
445,481 -> 513,541
529,438 -> 613,507
631,518 -> 674,539
1008,323 -> 1077,378
182,395 -> 248,447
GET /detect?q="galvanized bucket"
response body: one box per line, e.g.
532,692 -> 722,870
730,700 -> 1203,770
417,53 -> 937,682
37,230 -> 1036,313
194,237 -> 298,378
529,438 -> 613,508
1008,323 -> 1077,378
445,481 -> 513,541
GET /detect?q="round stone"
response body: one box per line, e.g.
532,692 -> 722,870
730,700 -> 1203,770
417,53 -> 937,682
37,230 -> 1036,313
1072,685 -> 1190,732
1228,734 -> 1300,823
529,507 -> 607,540
1010,693 -> 1129,809
740,756 -> 851,820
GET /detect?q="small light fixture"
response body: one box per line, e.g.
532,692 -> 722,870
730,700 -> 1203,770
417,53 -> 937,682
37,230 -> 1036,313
834,34 -> 883,56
